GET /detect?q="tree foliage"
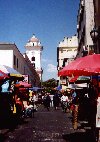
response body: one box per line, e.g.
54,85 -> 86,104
42,78 -> 57,88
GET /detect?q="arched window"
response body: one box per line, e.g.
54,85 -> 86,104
32,63 -> 35,68
31,56 -> 35,61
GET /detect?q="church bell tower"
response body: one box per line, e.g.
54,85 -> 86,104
25,34 -> 43,81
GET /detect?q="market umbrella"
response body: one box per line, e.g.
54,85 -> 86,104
19,81 -> 32,88
69,76 -> 90,84
29,87 -> 42,91
0,65 -> 23,78
69,76 -> 79,83
0,70 -> 9,79
58,58 -> 82,76
56,85 -> 62,90
58,54 -> 100,77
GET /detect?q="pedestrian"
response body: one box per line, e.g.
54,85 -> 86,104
32,91 -> 38,111
43,93 -> 51,111
15,97 -> 24,121
71,89 -> 77,104
60,92 -> 69,112
88,82 -> 98,141
49,94 -> 54,107
53,91 -> 60,110
24,101 -> 34,117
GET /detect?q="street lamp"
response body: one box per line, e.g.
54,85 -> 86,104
90,27 -> 99,53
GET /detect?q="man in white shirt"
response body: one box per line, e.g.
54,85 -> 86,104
61,92 -> 69,112
61,93 -> 69,102
32,92 -> 38,111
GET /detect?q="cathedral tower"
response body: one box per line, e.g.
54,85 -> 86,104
25,34 -> 43,81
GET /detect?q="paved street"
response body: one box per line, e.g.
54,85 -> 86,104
0,105 -> 95,142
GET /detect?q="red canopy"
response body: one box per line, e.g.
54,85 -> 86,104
0,69 -> 9,79
19,81 -> 32,88
69,76 -> 90,83
69,76 -> 79,83
58,54 -> 100,77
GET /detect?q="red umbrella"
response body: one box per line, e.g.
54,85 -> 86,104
19,81 -> 32,88
69,76 -> 90,83
0,69 -> 9,79
69,76 -> 79,83
58,54 -> 100,77
58,57 -> 83,76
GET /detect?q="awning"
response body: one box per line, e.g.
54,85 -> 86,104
0,70 -> 9,80
68,83 -> 88,89
56,85 -> 62,90
19,81 -> 32,88
59,54 -> 100,77
69,76 -> 90,83
0,65 -> 23,78
19,88 -> 29,91
29,87 -> 42,91
69,76 -> 79,83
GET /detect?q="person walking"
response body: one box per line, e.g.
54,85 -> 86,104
32,92 -> 38,111
53,91 -> 60,110
43,93 -> 51,111
61,92 -> 69,112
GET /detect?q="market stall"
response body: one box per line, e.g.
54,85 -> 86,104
58,54 -> 100,140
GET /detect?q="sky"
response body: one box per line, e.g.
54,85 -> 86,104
0,0 -> 80,81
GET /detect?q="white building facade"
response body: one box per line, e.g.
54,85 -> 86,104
77,0 -> 95,57
0,43 -> 40,87
25,34 -> 43,81
57,35 -> 78,88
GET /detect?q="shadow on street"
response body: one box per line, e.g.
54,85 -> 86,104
63,129 -> 95,142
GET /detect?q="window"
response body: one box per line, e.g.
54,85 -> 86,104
32,63 -> 35,68
63,76 -> 66,79
61,50 -> 63,53
33,63 -> 35,68
31,56 -> 35,61
14,55 -> 16,66
17,58 -> 18,68
67,49 -> 72,52
24,67 -> 25,74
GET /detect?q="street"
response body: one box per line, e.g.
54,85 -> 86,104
0,105 -> 95,142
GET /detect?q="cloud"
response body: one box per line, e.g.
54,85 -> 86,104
42,58 -> 52,63
47,64 -> 57,73
43,72 -> 57,81
42,58 -> 47,62
41,58 -> 57,81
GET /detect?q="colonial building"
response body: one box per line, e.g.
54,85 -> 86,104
25,34 -> 43,81
76,0 -> 96,57
93,0 -> 100,53
0,43 -> 40,87
57,35 -> 78,88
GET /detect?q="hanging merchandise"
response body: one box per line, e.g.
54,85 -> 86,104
1,80 -> 10,92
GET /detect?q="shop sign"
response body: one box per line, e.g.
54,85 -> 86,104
22,75 -> 29,83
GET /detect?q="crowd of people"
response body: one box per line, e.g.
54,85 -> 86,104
41,89 -> 76,113
0,81 -> 98,141
40,85 -> 98,133
1,82 -> 97,136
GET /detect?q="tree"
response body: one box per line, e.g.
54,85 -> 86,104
42,78 -> 57,89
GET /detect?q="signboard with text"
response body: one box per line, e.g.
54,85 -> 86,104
22,75 -> 29,83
